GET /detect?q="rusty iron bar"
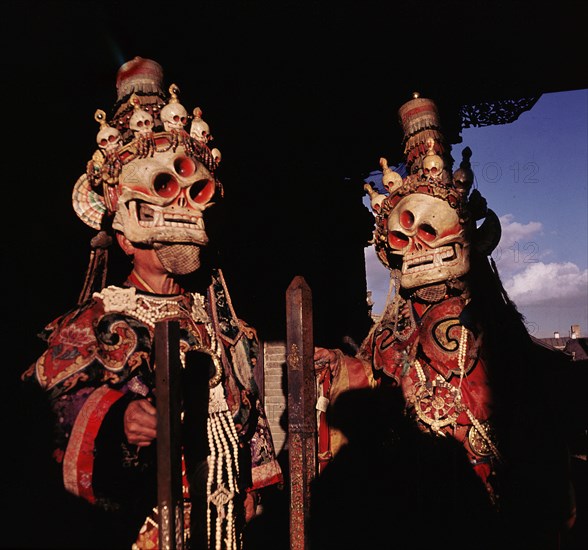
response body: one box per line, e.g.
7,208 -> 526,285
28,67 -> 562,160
155,320 -> 185,550
286,276 -> 317,550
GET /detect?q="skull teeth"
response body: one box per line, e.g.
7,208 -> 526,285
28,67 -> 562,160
403,245 -> 459,274
136,203 -> 203,229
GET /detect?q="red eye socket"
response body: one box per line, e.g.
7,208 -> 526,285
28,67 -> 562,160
181,117 -> 187,124
173,115 -> 180,122
145,120 -> 152,127
418,224 -> 437,242
137,121 -> 144,127
154,173 -> 179,198
174,157 -> 196,178
388,231 -> 409,249
190,179 -> 216,204
108,134 -> 117,142
100,138 -> 108,146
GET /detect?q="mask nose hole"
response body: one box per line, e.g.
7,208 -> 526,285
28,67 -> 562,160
388,231 -> 410,249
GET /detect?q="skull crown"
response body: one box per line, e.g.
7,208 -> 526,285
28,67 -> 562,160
73,66 -> 224,243
367,94 -> 500,292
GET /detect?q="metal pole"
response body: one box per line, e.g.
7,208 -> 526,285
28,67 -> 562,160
155,320 -> 185,550
286,276 -> 317,550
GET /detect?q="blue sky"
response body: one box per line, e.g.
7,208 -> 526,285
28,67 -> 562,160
364,89 -> 588,339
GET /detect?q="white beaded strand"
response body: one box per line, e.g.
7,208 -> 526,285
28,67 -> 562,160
219,411 -> 240,479
206,416 -> 217,546
210,414 -> 226,549
218,413 -> 237,550
457,325 -> 468,390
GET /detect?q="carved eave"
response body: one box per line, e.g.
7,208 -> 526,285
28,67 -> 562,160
459,96 -> 542,129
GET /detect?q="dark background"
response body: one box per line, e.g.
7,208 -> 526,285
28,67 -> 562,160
1,1 -> 586,547
3,0 -> 586,363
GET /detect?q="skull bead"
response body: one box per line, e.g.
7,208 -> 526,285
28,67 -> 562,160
160,84 -> 188,132
129,103 -> 154,136
422,138 -> 444,180
190,107 -> 212,143
95,109 -> 122,154
112,145 -> 217,246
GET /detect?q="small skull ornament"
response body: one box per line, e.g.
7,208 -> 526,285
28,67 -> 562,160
380,157 -> 403,194
453,146 -> 474,197
422,138 -> 444,181
364,183 -> 386,213
128,94 -> 156,158
95,109 -> 122,154
129,94 -> 154,136
211,147 -> 222,166
386,193 -> 470,289
160,84 -> 188,132
190,107 -> 212,143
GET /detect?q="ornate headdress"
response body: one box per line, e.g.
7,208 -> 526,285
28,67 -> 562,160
72,57 -> 223,302
365,92 -> 501,294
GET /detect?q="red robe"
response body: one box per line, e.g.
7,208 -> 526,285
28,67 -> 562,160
22,268 -> 282,546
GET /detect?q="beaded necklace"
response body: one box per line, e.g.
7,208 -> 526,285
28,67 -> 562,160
411,325 -> 502,461
98,283 -> 241,547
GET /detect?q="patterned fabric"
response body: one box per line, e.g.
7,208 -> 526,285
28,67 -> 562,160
329,296 -> 500,500
22,268 -> 282,546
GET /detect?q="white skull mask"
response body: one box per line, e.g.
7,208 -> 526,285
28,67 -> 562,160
386,193 -> 470,289
112,146 -> 216,246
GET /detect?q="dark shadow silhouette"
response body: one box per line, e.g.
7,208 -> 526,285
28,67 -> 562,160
308,386 -> 499,550
241,462 -> 290,550
3,379 -> 140,549
466,254 -> 582,550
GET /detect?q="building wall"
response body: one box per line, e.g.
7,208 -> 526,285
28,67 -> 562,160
262,341 -> 288,455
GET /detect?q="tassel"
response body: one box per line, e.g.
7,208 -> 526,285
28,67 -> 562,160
78,230 -> 113,305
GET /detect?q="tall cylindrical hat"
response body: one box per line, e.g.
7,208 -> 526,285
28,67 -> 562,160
398,92 -> 447,171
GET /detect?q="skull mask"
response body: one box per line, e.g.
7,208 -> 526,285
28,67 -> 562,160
386,193 -> 470,289
112,145 -> 216,248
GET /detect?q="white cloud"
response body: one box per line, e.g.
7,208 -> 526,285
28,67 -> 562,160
365,214 -> 588,318
492,214 -> 588,308
491,214 -> 545,275
499,213 -> 543,240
